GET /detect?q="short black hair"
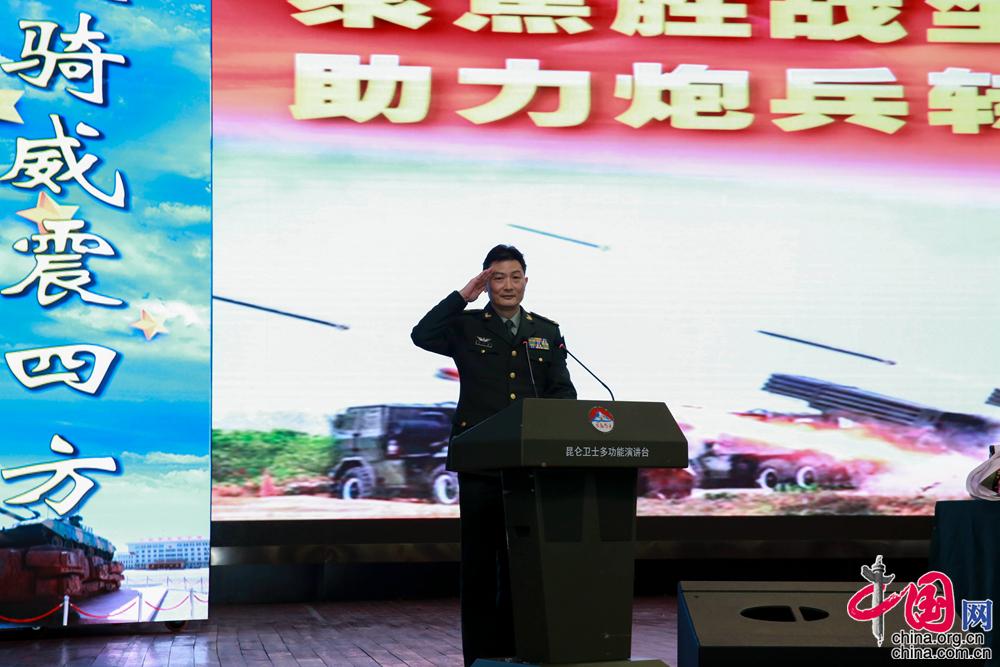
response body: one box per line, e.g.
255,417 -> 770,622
483,244 -> 526,272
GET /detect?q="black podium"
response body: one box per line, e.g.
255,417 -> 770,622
449,399 -> 688,667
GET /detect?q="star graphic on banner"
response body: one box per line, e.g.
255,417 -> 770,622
0,89 -> 23,124
131,309 -> 169,341
17,192 -> 80,233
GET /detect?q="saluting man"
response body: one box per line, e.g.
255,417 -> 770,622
411,244 -> 576,667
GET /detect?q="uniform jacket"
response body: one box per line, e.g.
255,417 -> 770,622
411,291 -> 577,440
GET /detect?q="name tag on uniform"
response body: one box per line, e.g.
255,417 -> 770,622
474,336 -> 493,349
527,337 -> 549,350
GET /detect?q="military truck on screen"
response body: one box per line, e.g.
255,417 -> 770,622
689,373 -> 1000,490
690,438 -> 853,490
329,403 -> 459,504
762,373 -> 1000,451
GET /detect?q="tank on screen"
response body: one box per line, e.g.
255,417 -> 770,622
0,513 -> 123,615
329,403 -> 459,505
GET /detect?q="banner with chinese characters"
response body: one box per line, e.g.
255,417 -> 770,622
0,2 -> 210,626
212,0 -> 1000,521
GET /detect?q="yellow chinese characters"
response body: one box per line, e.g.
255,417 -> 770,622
288,0 -> 430,28
1,115 -> 127,207
457,59 -> 590,127
1,217 -> 123,307
771,67 -> 909,133
612,0 -> 752,38
1,12 -> 127,104
615,63 -> 753,129
927,0 -> 1000,43
289,54 -> 431,123
928,67 -> 1000,133
1,435 -> 118,518
455,0 -> 593,33
770,0 -> 906,42
5,345 -> 118,395
284,54 -> 1000,135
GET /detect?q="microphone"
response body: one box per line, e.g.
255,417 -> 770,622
523,340 -> 539,398
559,342 -> 615,401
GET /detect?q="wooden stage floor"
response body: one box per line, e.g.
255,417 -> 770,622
0,597 -> 679,667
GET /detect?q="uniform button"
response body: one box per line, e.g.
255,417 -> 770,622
511,350 -> 517,357
510,393 -> 516,400
509,372 -> 516,379
461,421 -> 467,427
538,357 -> 543,362
480,349 -> 486,354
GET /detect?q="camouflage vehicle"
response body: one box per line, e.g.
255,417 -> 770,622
329,403 -> 459,504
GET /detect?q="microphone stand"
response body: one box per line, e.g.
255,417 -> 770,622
523,340 -> 539,398
560,344 -> 615,401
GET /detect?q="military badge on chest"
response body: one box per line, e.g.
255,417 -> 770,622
527,337 -> 549,350
474,336 -> 494,349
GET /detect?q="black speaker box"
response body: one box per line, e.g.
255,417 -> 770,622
677,581 -> 955,667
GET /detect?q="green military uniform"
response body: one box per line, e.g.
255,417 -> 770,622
411,289 -> 576,666
411,290 -> 577,442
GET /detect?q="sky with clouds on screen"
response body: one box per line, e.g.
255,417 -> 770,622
0,0 -> 210,547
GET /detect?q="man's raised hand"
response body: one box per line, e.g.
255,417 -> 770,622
459,268 -> 493,302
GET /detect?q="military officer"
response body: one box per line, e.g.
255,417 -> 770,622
411,244 -> 576,667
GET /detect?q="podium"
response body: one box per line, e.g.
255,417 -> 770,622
449,399 -> 688,667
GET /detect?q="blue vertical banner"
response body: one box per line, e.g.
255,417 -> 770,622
0,0 -> 210,626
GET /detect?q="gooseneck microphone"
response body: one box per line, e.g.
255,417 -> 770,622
559,342 -> 615,401
523,340 -> 540,398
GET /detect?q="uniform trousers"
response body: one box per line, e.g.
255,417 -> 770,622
458,472 -> 516,667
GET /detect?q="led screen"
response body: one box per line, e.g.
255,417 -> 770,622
0,0 -> 211,626
212,0 -> 1000,520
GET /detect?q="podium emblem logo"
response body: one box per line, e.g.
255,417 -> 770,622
588,406 -> 614,433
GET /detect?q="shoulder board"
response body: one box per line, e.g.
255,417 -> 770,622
529,312 -> 559,327
463,309 -> 484,317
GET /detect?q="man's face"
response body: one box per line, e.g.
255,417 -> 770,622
487,259 -> 528,311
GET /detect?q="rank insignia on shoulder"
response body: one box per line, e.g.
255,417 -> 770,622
530,312 -> 558,326
527,337 -> 549,350
475,336 -> 493,349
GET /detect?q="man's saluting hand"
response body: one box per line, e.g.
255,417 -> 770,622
459,267 -> 493,303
